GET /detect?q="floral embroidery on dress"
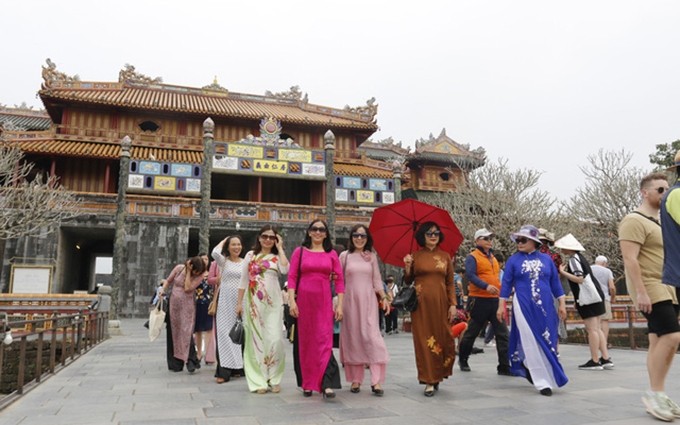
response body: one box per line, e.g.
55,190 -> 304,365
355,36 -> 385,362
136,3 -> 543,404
427,335 -> 443,355
248,254 -> 278,305
433,255 -> 446,271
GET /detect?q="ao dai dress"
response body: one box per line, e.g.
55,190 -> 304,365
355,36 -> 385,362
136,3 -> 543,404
239,251 -> 289,392
339,251 -> 389,385
288,247 -> 345,392
166,265 -> 203,364
212,248 -> 245,377
501,250 -> 568,392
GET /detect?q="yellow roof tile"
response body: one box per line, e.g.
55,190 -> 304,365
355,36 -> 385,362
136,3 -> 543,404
41,81 -> 378,131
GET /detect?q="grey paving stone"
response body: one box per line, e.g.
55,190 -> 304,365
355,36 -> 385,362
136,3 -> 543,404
3,318 -> 678,424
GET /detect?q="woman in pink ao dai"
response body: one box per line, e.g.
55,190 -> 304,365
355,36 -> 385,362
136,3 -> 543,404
339,224 -> 390,396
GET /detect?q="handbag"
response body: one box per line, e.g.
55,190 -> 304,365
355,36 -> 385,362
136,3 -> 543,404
392,284 -> 418,312
208,285 -> 219,316
148,298 -> 166,342
578,274 -> 603,306
229,316 -> 244,345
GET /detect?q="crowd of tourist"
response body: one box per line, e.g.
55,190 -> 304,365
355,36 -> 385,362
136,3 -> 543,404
153,154 -> 680,421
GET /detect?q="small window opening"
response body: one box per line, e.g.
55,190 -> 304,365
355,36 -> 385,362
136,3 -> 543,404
139,121 -> 160,132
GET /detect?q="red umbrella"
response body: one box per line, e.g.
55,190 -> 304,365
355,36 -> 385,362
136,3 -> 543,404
369,199 -> 464,267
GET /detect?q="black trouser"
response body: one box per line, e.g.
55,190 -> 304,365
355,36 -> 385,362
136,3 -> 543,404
458,297 -> 509,367
385,308 -> 398,333
293,326 -> 341,390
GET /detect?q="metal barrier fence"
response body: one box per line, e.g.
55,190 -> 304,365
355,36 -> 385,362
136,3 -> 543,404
0,310 -> 109,410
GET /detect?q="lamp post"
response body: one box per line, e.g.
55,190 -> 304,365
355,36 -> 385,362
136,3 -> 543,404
198,118 -> 214,254
112,135 -> 132,316
324,130 -> 336,240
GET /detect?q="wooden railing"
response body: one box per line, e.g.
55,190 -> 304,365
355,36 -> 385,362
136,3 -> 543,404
69,193 -> 375,225
0,310 -> 108,410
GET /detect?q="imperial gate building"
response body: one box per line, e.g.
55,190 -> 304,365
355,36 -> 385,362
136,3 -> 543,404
0,60 -> 484,316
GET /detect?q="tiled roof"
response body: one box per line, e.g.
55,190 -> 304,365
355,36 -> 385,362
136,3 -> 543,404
333,163 -> 393,178
0,109 -> 51,131
40,81 -> 378,131
17,139 -> 394,178
17,140 -> 202,163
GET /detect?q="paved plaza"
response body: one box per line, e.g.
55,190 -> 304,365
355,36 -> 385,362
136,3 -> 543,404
3,319 -> 674,424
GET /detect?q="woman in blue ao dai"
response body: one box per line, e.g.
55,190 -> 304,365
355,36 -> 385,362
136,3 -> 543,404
497,225 -> 568,396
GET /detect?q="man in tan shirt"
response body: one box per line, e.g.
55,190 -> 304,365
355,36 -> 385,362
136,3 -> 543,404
619,172 -> 680,422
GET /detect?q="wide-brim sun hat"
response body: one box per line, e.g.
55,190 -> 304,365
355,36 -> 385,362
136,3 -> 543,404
510,225 -> 542,245
554,233 -> 585,252
537,228 -> 555,243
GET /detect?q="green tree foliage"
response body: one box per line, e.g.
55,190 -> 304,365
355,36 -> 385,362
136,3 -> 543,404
649,140 -> 680,170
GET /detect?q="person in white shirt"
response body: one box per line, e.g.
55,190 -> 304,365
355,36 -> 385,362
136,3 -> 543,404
590,256 -> 616,346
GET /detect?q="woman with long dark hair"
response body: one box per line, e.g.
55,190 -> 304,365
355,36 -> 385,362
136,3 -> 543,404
236,225 -> 289,394
159,256 -> 207,372
288,219 -> 345,399
211,235 -> 245,383
403,221 -> 457,397
339,224 -> 390,396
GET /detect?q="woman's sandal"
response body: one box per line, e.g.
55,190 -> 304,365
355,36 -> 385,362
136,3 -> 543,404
322,388 -> 336,399
350,384 -> 361,393
270,385 -> 281,393
371,385 -> 384,397
303,390 -> 313,397
256,388 -> 268,394
424,385 -> 435,397
215,377 -> 226,384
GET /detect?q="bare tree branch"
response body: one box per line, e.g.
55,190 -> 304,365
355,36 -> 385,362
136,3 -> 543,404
0,141 -> 82,240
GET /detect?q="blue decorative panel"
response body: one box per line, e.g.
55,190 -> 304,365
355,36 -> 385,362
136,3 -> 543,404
369,179 -> 388,191
343,177 -> 361,189
139,161 -> 161,175
171,164 -> 192,177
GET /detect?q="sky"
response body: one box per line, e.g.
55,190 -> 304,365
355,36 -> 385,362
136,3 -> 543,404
2,0 -> 680,200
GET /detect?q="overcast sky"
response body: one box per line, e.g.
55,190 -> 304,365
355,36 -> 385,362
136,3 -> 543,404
3,1 -> 679,200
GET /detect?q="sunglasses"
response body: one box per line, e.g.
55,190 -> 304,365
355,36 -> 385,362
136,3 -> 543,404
479,236 -> 493,241
653,186 -> 668,194
309,226 -> 327,233
515,237 -> 529,244
260,234 -> 277,241
351,233 -> 368,239
425,231 -> 441,237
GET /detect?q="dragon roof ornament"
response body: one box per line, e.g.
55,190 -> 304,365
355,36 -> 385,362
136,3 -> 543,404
118,64 -> 163,84
264,85 -> 306,101
344,97 -> 378,121
41,58 -> 80,89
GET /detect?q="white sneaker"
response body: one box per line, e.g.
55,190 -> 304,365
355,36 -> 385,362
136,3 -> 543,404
660,393 -> 680,418
485,341 -> 496,347
642,391 -> 675,422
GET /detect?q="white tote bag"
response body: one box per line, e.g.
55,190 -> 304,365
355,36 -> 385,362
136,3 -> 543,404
148,298 -> 166,342
578,274 -> 602,306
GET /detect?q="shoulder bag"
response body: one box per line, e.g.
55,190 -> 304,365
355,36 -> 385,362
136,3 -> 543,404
392,283 -> 418,312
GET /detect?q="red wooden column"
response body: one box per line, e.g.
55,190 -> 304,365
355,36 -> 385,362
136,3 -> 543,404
104,163 -> 111,193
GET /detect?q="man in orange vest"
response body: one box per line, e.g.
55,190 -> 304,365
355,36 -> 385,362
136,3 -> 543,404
458,228 -> 511,375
